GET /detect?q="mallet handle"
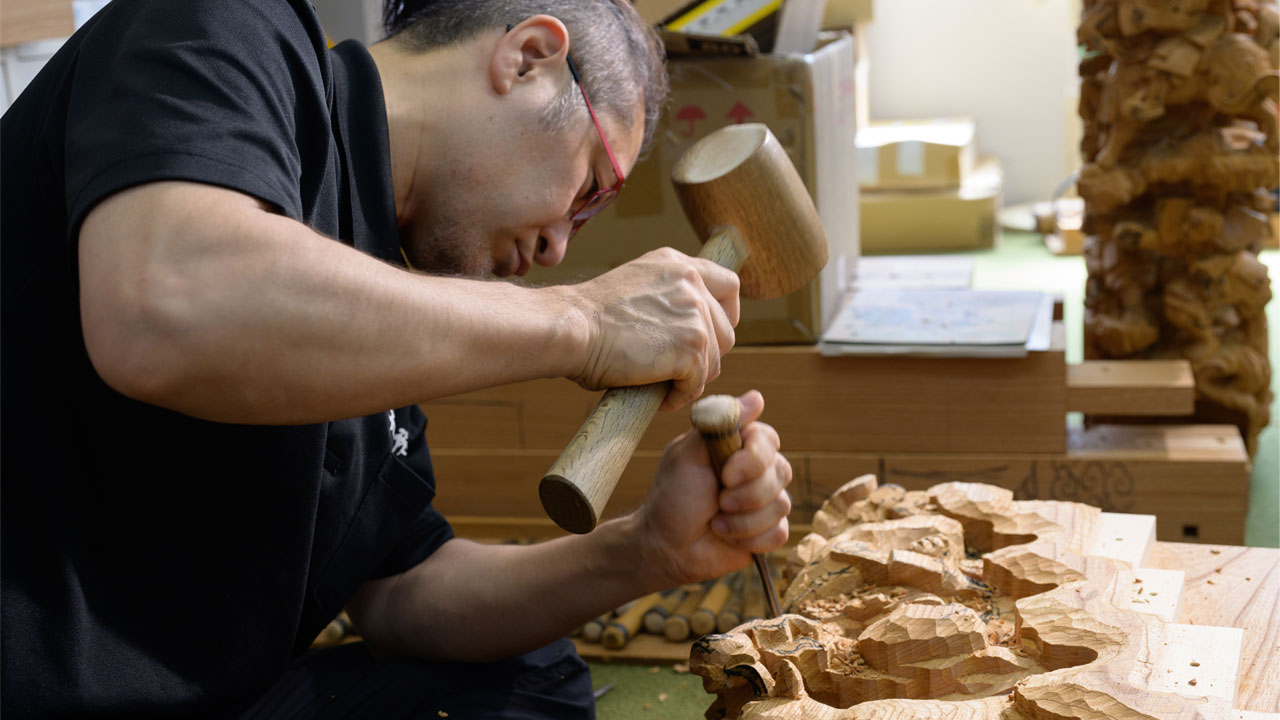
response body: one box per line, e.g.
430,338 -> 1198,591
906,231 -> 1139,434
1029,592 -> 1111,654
539,228 -> 748,534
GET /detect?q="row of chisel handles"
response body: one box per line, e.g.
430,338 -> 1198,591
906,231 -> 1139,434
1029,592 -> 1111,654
576,568 -> 779,650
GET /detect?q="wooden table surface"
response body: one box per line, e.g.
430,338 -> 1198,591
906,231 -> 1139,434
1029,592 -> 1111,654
1148,541 -> 1280,714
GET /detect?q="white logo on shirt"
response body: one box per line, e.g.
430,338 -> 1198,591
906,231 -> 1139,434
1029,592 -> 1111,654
387,410 -> 409,457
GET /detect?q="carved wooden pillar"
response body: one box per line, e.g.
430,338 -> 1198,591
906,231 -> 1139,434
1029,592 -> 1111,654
1077,0 -> 1278,456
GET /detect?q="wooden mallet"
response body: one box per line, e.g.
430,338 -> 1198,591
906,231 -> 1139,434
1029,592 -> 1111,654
539,124 -> 829,534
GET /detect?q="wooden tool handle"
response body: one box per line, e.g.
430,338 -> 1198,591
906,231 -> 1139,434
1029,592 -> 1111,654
602,591 -> 664,650
664,581 -> 711,642
690,394 -> 743,472
539,228 -> 748,534
691,571 -> 737,637
690,395 -> 783,619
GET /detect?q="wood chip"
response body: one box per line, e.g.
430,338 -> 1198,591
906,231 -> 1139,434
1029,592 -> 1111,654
648,666 -> 660,674
673,662 -> 690,674
1210,548 -> 1221,554
658,693 -> 668,702
438,712 -> 449,718
642,703 -> 651,710
1189,679 -> 1198,686
1190,661 -> 1200,667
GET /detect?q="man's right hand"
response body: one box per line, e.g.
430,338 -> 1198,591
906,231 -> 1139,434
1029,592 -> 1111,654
559,248 -> 740,411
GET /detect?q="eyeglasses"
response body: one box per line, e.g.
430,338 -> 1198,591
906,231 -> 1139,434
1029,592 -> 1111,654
506,23 -> 626,238
565,53 -> 626,238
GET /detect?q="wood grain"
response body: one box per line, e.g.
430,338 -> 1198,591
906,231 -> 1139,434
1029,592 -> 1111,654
1148,543 -> 1280,713
539,382 -> 666,533
692,479 -> 1267,719
0,0 -> 73,47
422,342 -> 1070,455
1067,359 -> 1195,415
430,422 -> 1250,544
672,123 -> 828,300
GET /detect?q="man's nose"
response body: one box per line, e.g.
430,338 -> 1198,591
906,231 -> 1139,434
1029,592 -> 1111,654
535,221 -> 571,267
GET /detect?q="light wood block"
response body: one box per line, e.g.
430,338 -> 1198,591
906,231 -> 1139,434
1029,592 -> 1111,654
430,447 -> 882,528
424,342 -> 1070,455
1144,623 -> 1243,706
1087,512 -> 1156,568
432,424 -> 1249,544
1067,359 -> 1195,415
1112,568 -> 1185,622
1148,543 -> 1280,713
690,480 -> 1261,718
0,0 -> 73,47
878,424 -> 1250,544
560,541 -> 1279,716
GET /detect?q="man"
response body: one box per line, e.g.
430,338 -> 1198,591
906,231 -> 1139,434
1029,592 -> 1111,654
0,0 -> 793,717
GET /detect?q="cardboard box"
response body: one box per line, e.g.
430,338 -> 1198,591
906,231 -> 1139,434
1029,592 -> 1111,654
860,155 -> 1002,254
856,118 -> 977,191
533,33 -> 860,344
822,0 -> 873,28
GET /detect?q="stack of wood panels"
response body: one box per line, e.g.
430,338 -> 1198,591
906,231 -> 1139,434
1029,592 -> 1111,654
425,325 -> 1250,544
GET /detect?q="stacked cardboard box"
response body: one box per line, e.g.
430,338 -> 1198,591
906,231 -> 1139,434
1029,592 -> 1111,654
857,118 -> 1004,253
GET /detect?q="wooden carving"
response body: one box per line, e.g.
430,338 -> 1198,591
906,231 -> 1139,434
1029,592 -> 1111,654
691,475 -> 1259,719
1077,0 -> 1277,456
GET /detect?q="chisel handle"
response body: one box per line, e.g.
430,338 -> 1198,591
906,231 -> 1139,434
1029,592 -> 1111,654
689,395 -> 782,619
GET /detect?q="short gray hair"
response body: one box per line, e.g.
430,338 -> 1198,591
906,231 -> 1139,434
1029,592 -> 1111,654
383,1 -> 668,156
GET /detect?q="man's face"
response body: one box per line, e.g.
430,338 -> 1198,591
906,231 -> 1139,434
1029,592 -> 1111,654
402,99 -> 644,279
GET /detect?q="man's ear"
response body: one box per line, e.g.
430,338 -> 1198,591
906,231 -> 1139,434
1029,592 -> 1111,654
489,15 -> 570,96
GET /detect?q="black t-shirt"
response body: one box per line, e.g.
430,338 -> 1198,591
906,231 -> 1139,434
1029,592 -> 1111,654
0,0 -> 453,715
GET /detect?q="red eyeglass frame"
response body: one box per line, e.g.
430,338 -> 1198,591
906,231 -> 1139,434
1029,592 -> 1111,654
565,53 -> 625,238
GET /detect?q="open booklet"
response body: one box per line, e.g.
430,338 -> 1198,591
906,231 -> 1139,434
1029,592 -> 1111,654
819,287 -> 1054,358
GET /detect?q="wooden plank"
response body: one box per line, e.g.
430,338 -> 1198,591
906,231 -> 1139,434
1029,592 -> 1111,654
1148,543 -> 1280,713
0,0 -> 73,47
1066,423 -> 1247,462
1144,623 -> 1244,706
1067,359 -> 1195,415
430,425 -> 1248,544
430,449 -> 664,522
430,448 -> 880,529
1087,512 -> 1156,568
1112,568 -> 1185,622
423,341 -> 1069,455
877,425 -> 1250,545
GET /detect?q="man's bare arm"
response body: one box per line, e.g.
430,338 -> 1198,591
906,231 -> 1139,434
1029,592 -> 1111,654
347,392 -> 792,662
79,182 -> 738,424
